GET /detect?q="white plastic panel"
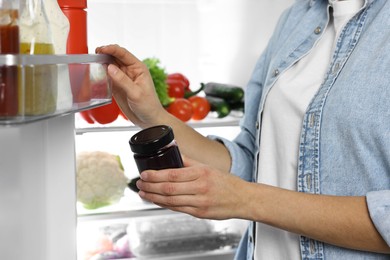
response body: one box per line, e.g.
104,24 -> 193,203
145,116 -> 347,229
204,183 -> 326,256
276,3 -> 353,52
0,115 -> 77,260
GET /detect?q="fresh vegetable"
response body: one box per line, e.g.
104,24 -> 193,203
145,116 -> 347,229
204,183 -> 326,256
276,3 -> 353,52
167,77 -> 186,98
167,98 -> 193,122
76,151 -> 129,209
79,98 -> 120,125
88,98 -> 120,124
128,177 -> 141,193
184,83 -> 204,99
166,73 -> 204,99
143,58 -> 173,106
167,73 -> 190,91
205,96 -> 231,118
228,100 -> 245,112
203,82 -> 244,103
79,110 -> 94,124
188,96 -> 210,120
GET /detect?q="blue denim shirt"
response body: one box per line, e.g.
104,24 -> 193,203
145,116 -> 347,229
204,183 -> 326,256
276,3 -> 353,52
211,0 -> 390,259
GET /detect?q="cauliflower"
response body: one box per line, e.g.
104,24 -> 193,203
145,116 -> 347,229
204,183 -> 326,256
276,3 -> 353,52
76,151 -> 129,210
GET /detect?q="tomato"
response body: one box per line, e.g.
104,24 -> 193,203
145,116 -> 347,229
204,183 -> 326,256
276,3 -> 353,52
166,78 -> 186,98
88,98 -> 120,124
167,73 -> 190,91
167,98 -> 193,122
188,96 -> 210,120
79,111 -> 95,124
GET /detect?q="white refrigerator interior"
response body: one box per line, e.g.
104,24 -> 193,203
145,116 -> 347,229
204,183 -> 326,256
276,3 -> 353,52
76,0 -> 294,259
88,0 -> 294,88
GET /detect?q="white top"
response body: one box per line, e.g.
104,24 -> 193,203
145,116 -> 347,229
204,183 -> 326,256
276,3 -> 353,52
254,0 -> 364,259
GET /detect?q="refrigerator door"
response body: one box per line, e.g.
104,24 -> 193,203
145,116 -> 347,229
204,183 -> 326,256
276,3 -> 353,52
0,115 -> 77,260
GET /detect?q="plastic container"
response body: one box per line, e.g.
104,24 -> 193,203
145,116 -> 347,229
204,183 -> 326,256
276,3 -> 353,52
0,0 -> 19,117
129,125 -> 184,173
0,54 -> 113,125
127,213 -> 242,258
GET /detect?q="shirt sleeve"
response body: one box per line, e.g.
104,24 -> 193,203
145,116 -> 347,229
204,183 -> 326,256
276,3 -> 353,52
366,190 -> 390,246
208,134 -> 254,182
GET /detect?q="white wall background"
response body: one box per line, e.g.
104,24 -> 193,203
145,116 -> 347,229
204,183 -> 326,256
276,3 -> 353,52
87,0 -> 294,89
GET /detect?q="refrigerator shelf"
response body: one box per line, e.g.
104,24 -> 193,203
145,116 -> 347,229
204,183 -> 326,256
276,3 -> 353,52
75,113 -> 242,135
77,210 -> 241,260
0,54 -> 113,125
77,187 -> 165,222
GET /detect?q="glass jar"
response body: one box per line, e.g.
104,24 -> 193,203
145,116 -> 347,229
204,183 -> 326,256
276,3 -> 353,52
19,0 -> 57,115
0,0 -> 19,117
129,125 -> 184,173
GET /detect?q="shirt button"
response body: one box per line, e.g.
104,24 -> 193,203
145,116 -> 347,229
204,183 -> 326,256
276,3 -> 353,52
249,236 -> 253,243
333,62 -> 340,74
256,121 -> 259,129
273,69 -> 279,77
314,26 -> 322,34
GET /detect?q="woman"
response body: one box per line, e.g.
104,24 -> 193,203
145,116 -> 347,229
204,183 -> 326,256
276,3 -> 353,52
96,0 -> 390,258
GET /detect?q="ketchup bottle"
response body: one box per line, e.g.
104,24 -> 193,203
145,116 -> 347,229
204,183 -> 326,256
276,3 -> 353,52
57,0 -> 88,54
57,0 -> 90,102
0,0 -> 19,117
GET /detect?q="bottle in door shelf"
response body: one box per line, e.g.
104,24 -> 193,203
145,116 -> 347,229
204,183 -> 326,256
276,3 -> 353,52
44,0 -> 72,111
58,0 -> 91,103
19,0 -> 58,116
0,1 -> 19,118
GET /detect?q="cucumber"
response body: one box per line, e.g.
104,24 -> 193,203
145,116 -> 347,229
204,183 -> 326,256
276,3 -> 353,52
203,82 -> 244,103
205,96 -> 231,118
127,177 -> 140,193
228,100 -> 244,112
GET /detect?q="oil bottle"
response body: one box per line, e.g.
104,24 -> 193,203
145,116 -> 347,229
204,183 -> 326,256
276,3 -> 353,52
19,0 -> 57,115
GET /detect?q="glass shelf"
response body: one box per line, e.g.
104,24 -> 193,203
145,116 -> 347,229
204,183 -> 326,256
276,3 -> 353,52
75,113 -> 242,135
77,187 -> 164,222
0,54 -> 113,125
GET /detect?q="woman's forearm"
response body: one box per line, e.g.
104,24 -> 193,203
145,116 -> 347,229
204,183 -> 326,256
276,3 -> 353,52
244,183 -> 390,253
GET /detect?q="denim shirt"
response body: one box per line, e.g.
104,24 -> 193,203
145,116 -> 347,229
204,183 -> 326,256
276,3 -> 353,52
210,0 -> 390,259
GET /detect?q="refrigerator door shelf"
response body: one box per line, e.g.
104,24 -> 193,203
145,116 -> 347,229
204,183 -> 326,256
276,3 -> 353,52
0,54 -> 113,125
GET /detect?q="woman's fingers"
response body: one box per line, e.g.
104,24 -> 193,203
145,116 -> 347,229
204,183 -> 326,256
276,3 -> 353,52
139,164 -> 202,183
96,44 -> 140,68
95,44 -> 164,126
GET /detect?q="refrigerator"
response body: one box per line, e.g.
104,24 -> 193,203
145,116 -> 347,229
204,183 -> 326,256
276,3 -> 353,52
0,0 -> 293,259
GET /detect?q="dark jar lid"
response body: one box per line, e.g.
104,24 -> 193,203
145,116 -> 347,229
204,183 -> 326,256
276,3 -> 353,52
129,125 -> 175,155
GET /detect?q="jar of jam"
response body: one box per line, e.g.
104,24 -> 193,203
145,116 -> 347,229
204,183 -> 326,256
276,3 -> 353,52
129,125 -> 184,173
0,0 -> 19,117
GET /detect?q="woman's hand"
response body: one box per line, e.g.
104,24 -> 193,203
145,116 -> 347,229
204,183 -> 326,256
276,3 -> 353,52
137,157 -> 390,253
136,156 -> 249,220
95,44 -> 168,128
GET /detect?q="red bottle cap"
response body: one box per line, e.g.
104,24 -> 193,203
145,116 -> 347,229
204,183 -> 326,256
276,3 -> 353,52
57,0 -> 87,9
